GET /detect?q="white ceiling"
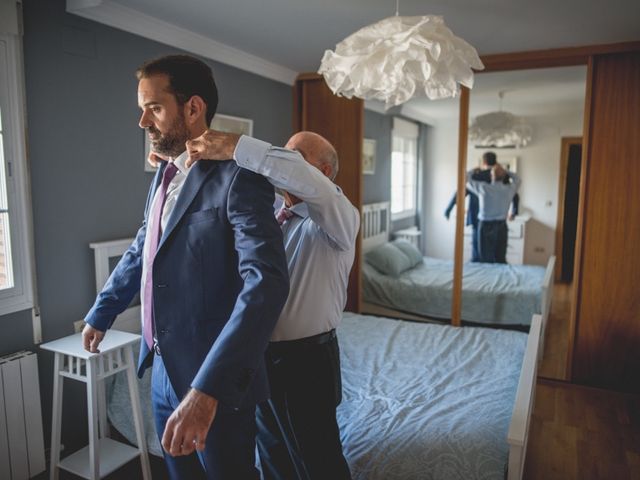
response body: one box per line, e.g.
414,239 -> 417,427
406,65 -> 588,121
76,1 -> 630,121
112,0 -> 639,73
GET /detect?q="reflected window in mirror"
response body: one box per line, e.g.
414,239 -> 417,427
390,118 -> 419,220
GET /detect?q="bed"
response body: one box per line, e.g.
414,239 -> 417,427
362,202 -> 555,330
90,239 -> 543,480
338,312 -> 538,480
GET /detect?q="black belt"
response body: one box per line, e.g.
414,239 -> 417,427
153,329 -> 338,356
269,329 -> 336,350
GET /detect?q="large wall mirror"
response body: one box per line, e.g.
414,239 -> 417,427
356,60 -> 588,382
360,96 -> 461,322
359,63 -> 588,381
464,65 -> 587,380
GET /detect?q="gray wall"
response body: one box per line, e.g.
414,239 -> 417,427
363,109 -> 420,233
2,0 -> 292,451
362,110 -> 392,205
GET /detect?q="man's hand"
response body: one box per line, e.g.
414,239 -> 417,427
185,129 -> 241,168
82,324 -> 106,353
162,389 -> 218,457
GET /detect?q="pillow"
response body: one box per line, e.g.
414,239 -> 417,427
365,242 -> 412,277
391,239 -> 423,268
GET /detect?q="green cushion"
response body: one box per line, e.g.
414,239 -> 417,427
391,239 -> 423,268
365,243 -> 412,277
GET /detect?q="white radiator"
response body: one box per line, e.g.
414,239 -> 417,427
0,351 -> 46,479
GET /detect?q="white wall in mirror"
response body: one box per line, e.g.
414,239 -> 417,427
422,116 -> 459,260
490,111 -> 583,265
414,66 -> 586,266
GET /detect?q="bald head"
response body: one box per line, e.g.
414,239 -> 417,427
285,131 -> 339,180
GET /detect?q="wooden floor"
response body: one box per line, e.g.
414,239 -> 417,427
538,282 -> 572,380
527,282 -> 640,479
524,379 -> 640,479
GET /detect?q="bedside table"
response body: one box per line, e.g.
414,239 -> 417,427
393,227 -> 422,248
40,330 -> 151,480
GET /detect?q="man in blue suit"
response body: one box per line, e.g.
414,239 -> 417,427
81,55 -> 289,479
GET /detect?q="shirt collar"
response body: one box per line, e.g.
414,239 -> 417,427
169,151 -> 190,176
288,202 -> 309,219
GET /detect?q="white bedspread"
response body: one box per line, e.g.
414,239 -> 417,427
362,257 -> 545,326
337,312 -> 527,479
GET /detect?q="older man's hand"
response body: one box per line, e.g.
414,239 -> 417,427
162,388 -> 218,456
491,164 -> 507,182
186,129 -> 241,168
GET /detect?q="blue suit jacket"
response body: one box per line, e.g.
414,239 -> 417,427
85,160 -> 290,409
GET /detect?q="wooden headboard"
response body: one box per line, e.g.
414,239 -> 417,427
362,202 -> 390,252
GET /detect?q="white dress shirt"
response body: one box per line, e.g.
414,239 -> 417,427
466,170 -> 521,221
234,135 -> 360,341
140,152 -> 191,330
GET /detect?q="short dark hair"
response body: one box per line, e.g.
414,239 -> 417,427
482,151 -> 497,166
136,55 -> 218,125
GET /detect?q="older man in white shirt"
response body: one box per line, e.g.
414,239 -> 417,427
185,129 -> 359,480
466,164 -> 521,263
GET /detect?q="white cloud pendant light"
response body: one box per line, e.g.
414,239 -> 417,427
469,111 -> 533,148
318,14 -> 484,108
469,92 -> 533,148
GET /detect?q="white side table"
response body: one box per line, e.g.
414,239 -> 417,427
393,227 -> 422,248
40,331 -> 151,480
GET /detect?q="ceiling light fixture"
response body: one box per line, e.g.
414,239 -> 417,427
469,91 -> 533,148
318,1 -> 484,108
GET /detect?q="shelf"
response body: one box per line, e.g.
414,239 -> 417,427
59,438 -> 141,479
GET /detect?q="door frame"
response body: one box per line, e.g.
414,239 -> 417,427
555,137 -> 583,282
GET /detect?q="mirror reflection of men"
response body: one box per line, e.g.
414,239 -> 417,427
466,161 -> 521,263
445,151 -> 519,262
185,129 -> 359,480
82,55 -> 289,479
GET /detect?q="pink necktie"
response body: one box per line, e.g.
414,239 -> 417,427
275,207 -> 294,226
143,163 -> 178,350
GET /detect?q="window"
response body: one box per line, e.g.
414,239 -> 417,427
390,118 -> 419,220
0,29 -> 35,317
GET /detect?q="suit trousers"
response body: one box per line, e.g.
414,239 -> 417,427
471,223 -> 480,262
256,333 -> 351,480
151,354 -> 259,480
478,220 -> 508,263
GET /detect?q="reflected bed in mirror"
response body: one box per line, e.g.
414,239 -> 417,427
466,65 -> 587,381
361,202 -> 554,331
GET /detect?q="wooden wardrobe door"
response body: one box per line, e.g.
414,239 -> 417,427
572,51 -> 640,392
293,74 -> 363,312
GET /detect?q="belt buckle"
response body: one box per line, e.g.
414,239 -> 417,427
317,329 -> 336,345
